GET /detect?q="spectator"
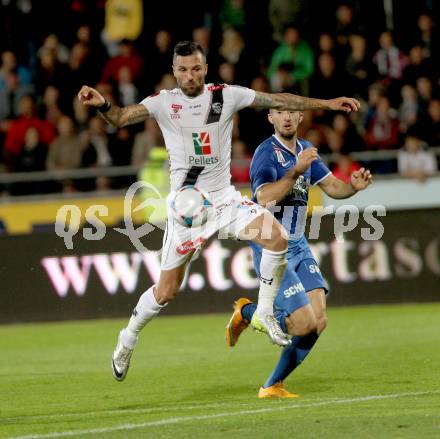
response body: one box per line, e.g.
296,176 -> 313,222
0,50 -> 32,90
218,27 -> 245,65
398,85 -> 419,133
218,62 -> 236,84
268,25 -> 314,95
305,127 -> 326,150
65,42 -> 96,105
373,31 -> 407,82
40,85 -> 63,126
147,30 -> 174,92
117,65 -> 139,106
403,45 -> 434,85
416,77 -> 434,118
323,127 -> 344,154
332,113 -> 365,153
345,34 -> 373,99
37,34 -> 70,64
332,154 -> 361,184
80,116 -> 112,168
398,131 -> 437,181
310,53 -> 346,99
131,119 -> 165,167
9,127 -> 48,195
4,96 -> 55,170
34,48 -> 67,96
416,13 -> 439,62
154,73 -> 177,92
415,98 -> 440,146
217,27 -> 255,84
268,0 -> 303,42
46,116 -> 81,171
230,139 -> 250,183
237,76 -> 274,150
192,27 -> 211,56
101,39 -> 143,86
0,71 -> 34,120
220,0 -> 246,31
334,4 -> 357,49
363,82 -> 385,130
365,95 -> 400,150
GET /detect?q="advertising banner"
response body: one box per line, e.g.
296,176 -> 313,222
0,208 -> 439,323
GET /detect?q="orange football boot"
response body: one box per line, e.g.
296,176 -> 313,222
258,383 -> 299,399
225,298 -> 252,347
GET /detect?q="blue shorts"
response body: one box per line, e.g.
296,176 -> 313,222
250,240 -> 328,316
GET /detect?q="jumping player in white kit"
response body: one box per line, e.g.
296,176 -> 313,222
78,41 -> 360,381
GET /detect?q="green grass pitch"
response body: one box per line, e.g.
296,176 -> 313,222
1,303 -> 440,438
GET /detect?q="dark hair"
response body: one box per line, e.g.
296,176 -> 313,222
173,41 -> 206,61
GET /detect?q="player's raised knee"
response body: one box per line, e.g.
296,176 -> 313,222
263,222 -> 288,252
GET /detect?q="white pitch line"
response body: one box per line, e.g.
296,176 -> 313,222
7,390 -> 440,439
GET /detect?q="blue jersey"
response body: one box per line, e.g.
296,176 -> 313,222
250,135 -> 331,244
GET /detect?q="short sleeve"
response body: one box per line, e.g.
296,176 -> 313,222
250,148 -> 278,196
228,85 -> 256,112
311,156 -> 332,185
139,91 -> 164,119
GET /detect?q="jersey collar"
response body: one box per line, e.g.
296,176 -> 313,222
271,134 -> 304,157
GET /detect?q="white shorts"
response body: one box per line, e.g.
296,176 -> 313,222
160,186 -> 267,270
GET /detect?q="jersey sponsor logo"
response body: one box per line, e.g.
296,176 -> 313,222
176,237 -> 207,255
283,282 -> 305,298
237,200 -> 257,210
309,264 -> 321,274
208,84 -> 226,92
274,147 -> 286,164
281,160 -> 293,168
182,127 -> 220,167
170,104 -> 182,119
188,155 -> 219,165
289,175 -> 309,196
211,102 -> 223,114
192,132 -> 212,155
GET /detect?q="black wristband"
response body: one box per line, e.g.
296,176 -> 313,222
98,100 -> 111,113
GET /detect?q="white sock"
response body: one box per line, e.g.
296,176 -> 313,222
120,285 -> 166,348
255,248 -> 287,318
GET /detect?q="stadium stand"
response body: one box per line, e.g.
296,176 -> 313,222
0,0 -> 438,196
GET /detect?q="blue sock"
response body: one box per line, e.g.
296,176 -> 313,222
263,332 -> 319,388
241,304 -> 288,334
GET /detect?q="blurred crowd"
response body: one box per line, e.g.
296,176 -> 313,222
0,0 -> 439,195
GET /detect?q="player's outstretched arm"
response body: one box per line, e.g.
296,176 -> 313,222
77,85 -> 149,128
250,91 -> 360,113
319,168 -> 372,199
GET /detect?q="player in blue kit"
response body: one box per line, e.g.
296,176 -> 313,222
226,108 -> 372,398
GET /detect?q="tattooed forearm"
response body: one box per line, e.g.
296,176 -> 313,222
121,105 -> 150,126
99,105 -> 123,127
252,91 -> 329,111
99,104 -> 149,128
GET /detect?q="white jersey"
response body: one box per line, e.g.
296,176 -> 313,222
140,84 -> 256,194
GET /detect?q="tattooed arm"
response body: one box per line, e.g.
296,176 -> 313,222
250,91 -> 361,113
77,85 -> 149,127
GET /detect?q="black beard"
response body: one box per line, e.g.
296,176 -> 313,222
180,83 -> 204,97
